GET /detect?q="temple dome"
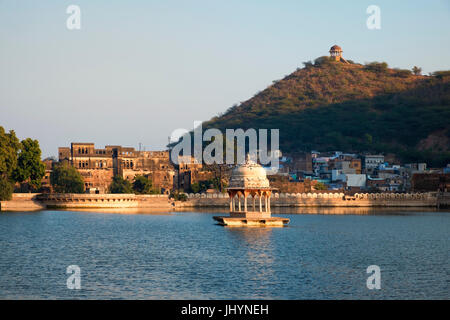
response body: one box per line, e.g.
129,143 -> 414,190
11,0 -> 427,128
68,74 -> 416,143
330,45 -> 342,52
228,156 -> 270,189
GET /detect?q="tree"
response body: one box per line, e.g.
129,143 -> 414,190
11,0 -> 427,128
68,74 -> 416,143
190,182 -> 202,193
412,66 -> 422,76
169,191 -> 187,201
132,175 -> 158,194
364,133 -> 373,145
109,175 -> 133,194
0,176 -> 14,201
50,163 -> 84,193
0,126 -> 21,178
0,127 -> 21,200
12,138 -> 45,190
313,182 -> 328,190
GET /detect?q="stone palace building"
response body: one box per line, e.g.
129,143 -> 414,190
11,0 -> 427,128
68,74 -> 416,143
58,143 -> 175,193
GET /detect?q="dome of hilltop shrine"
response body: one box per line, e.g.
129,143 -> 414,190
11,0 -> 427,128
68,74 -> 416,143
329,44 -> 342,52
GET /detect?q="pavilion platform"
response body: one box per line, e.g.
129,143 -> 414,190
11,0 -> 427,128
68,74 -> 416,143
213,211 -> 289,227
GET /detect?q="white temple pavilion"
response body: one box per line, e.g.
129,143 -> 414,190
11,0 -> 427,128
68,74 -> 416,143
213,156 -> 289,227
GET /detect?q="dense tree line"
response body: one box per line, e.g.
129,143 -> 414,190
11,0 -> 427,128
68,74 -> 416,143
0,126 -> 46,200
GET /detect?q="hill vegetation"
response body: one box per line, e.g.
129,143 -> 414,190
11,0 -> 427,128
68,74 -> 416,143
203,57 -> 450,166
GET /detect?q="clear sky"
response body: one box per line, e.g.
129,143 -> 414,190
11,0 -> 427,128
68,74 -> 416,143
1,0 -> 449,157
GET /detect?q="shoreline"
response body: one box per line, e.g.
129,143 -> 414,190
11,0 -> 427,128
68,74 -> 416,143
1,192 -> 448,212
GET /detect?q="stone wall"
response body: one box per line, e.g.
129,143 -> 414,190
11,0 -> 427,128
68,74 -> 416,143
135,194 -> 173,209
437,192 -> 450,208
0,193 -> 46,211
36,193 -> 139,209
177,192 -> 438,208
0,193 -> 173,211
79,168 -> 114,193
1,192 -> 440,212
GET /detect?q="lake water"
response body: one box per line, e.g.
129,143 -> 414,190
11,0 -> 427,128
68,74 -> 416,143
0,208 -> 448,299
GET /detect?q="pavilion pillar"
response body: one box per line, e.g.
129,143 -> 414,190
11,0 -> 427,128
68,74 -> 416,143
268,195 -> 271,213
243,191 -> 249,212
259,194 -> 262,212
253,195 -> 256,211
238,194 -> 241,212
229,196 -> 233,212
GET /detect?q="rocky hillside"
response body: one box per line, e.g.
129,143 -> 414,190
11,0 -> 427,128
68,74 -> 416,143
203,57 -> 450,166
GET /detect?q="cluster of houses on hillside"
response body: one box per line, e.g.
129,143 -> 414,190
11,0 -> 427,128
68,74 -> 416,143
271,151 -> 450,193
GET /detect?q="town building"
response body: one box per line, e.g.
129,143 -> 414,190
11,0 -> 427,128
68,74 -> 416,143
58,143 -> 175,193
363,155 -> 385,174
267,174 -> 314,193
411,173 -> 450,192
175,156 -> 216,192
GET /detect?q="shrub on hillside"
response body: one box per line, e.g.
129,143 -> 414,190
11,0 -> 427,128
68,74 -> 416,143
432,70 -> 450,79
314,56 -> 334,66
364,62 -> 388,73
394,68 -> 412,78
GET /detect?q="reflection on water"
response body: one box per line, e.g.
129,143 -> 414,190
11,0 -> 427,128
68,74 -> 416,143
226,228 -> 275,283
271,206 -> 442,215
0,209 -> 448,299
51,206 -> 442,216
60,208 -> 174,215
177,206 -> 441,216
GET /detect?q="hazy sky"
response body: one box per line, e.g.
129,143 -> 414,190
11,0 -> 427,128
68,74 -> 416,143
1,0 -> 449,157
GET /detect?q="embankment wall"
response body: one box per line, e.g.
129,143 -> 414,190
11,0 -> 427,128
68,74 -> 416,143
176,192 -> 438,208
0,192 -> 440,212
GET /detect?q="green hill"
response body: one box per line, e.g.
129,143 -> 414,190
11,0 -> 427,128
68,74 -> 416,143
203,57 -> 450,166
